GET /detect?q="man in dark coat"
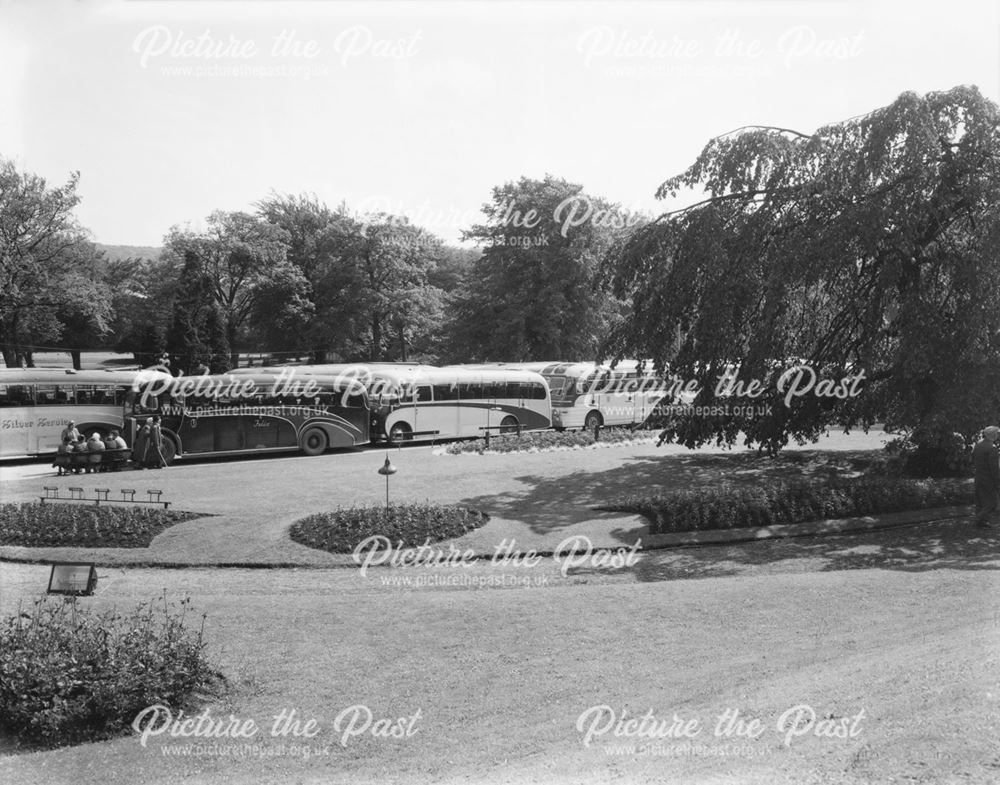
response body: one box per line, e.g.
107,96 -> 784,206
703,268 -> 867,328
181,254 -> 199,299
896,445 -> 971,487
133,419 -> 151,470
147,416 -> 167,469
972,426 -> 1000,528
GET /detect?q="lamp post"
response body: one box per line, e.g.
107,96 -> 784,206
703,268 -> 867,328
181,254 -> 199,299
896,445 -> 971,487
485,405 -> 502,448
377,453 -> 397,510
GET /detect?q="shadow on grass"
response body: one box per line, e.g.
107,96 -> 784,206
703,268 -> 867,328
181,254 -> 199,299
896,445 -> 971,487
458,449 -> 887,540
456,447 -> 999,581
577,519 -> 1000,583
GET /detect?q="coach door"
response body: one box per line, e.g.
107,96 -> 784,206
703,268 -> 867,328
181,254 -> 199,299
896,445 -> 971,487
244,394 -> 283,449
431,383 -> 460,440
178,399 -> 216,454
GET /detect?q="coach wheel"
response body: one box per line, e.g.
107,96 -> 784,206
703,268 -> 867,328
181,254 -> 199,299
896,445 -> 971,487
160,437 -> 177,466
388,422 -> 412,444
76,425 -> 107,440
300,427 -> 328,456
584,410 -> 603,432
499,416 -> 519,434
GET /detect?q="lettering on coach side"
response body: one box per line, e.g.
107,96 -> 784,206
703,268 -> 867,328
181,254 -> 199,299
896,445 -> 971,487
2,419 -> 37,430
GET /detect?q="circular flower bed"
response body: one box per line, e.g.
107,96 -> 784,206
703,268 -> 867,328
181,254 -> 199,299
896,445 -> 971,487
0,503 -> 203,548
290,504 -> 489,554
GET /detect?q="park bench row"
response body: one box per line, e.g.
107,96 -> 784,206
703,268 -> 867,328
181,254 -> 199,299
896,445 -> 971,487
52,449 -> 133,474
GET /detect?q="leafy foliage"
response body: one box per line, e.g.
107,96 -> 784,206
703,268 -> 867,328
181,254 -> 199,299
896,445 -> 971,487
603,86 -> 1000,465
256,194 -> 454,362
163,211 -> 291,368
0,503 -> 201,547
0,159 -> 111,367
602,477 -> 972,534
290,504 -> 488,553
449,175 -> 638,362
0,595 -> 212,746
165,250 -> 233,374
360,215 -> 449,361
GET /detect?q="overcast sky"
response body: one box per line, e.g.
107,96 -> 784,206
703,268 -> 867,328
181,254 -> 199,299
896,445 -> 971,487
1,0 -> 997,247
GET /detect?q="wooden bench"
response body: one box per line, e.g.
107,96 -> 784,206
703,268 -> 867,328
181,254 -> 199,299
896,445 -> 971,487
52,448 -> 133,475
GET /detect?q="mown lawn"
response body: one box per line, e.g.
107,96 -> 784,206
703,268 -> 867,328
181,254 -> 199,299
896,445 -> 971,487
1,542 -> 997,785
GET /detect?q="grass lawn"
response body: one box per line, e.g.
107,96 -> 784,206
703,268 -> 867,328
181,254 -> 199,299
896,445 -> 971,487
0,429 -> 902,565
2,426 -> 996,783
1,520 -> 998,785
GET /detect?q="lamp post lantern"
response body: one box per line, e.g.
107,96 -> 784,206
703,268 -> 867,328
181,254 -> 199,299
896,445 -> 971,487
377,453 -> 397,510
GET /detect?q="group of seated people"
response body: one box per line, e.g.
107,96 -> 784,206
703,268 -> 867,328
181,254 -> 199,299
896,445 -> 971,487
52,427 -> 130,475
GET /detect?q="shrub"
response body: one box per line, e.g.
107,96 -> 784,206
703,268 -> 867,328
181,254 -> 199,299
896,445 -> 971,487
601,477 -> 973,535
884,430 -> 973,477
445,428 -> 658,455
0,594 -> 212,746
0,503 -> 202,548
290,504 -> 489,553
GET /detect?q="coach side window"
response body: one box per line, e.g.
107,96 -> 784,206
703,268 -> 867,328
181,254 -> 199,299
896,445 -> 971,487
433,384 -> 458,400
35,385 -> 59,404
0,385 -> 25,406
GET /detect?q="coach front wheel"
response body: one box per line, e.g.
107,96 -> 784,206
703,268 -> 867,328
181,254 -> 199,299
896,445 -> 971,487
388,423 -> 413,444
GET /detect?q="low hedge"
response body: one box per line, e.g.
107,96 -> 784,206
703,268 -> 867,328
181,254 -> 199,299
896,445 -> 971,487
290,504 -> 489,553
0,503 -> 202,548
0,595 -> 213,747
601,477 -> 973,534
445,428 -> 657,455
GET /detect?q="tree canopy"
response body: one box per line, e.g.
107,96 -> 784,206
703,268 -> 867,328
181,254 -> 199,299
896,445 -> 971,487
603,86 -> 1000,457
452,174 -> 636,362
162,211 -> 290,367
0,159 -> 110,367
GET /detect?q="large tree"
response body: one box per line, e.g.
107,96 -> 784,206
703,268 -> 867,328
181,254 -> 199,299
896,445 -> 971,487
358,216 -> 446,361
163,211 -> 289,366
109,253 -> 176,368
0,159 -> 108,367
603,86 -> 1000,463
257,194 -> 452,362
165,250 -> 231,374
452,175 -> 634,362
256,194 -> 367,362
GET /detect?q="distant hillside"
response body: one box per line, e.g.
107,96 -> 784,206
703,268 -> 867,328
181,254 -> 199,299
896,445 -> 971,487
98,244 -> 162,262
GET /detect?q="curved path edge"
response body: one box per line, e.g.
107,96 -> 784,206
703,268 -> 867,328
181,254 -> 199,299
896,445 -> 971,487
0,504 -> 975,569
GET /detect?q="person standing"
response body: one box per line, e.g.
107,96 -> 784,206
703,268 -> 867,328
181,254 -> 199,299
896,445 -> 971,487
60,420 -> 81,444
972,426 -> 1000,528
133,419 -> 151,469
147,416 -> 167,469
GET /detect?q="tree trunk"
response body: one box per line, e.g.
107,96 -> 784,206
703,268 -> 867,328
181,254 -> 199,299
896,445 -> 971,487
227,320 -> 239,369
311,348 -> 327,364
0,345 -> 15,368
371,315 -> 382,360
398,329 -> 407,362
70,349 -> 82,370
